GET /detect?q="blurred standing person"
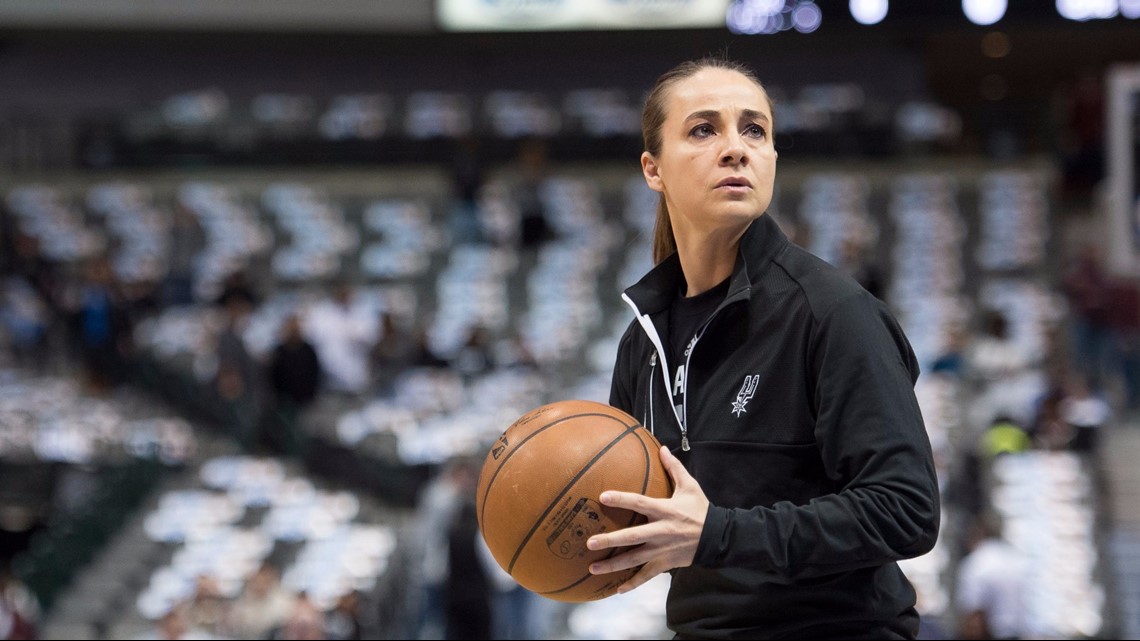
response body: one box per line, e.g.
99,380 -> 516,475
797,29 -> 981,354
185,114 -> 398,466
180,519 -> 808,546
476,537 -> 549,641
184,575 -> 229,638
591,57 -> 939,639
513,137 -> 553,249
304,282 -> 378,398
1063,245 -> 1113,391
215,295 -> 260,449
929,323 -> 969,379
323,591 -> 361,641
0,563 -> 39,640
277,592 -> 326,640
74,256 -> 132,393
370,311 -> 416,395
0,276 -> 49,371
450,324 -> 495,380
1107,276 -> 1140,416
267,312 -> 322,454
216,268 -> 260,310
837,233 -> 885,301
1059,374 -> 1111,454
226,562 -> 293,640
133,601 -> 215,640
164,203 -> 204,307
448,135 -> 487,245
269,313 -> 322,407
5,230 -> 60,319
445,499 -> 490,640
1055,69 -> 1105,201
410,458 -> 476,640
954,515 -> 1027,640
966,309 -> 1038,431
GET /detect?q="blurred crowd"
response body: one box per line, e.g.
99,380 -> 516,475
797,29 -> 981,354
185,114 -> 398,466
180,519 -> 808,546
0,63 -> 1135,640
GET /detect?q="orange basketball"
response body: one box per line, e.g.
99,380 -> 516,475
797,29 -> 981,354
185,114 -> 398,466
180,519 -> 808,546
475,399 -> 673,602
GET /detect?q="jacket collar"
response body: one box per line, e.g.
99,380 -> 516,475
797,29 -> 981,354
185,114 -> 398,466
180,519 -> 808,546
623,214 -> 788,315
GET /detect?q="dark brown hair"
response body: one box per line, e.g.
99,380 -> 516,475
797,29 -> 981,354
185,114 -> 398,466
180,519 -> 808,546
641,57 -> 773,263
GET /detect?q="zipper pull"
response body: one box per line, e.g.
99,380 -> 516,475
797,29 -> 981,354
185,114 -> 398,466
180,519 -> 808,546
681,435 -> 690,452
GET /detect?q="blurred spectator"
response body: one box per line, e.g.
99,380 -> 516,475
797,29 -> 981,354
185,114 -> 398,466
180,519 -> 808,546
409,325 -> 450,371
1029,380 -> 1070,450
4,230 -> 59,312
1060,374 -> 1111,454
266,311 -> 320,455
954,514 -> 1028,640
448,135 -> 487,245
163,203 -> 204,307
269,313 -> 322,410
370,311 -> 417,395
227,563 -> 293,640
215,295 -> 260,448
451,324 -> 495,379
1107,276 -> 1140,415
134,601 -> 215,640
411,458 -> 477,640
512,137 -> 553,249
216,269 -> 260,310
929,323 -> 969,379
1054,69 -> 1105,202
1062,245 -> 1113,390
445,498 -> 490,640
0,563 -> 39,640
323,591 -> 362,641
837,233 -> 885,300
304,283 -> 378,396
966,309 -> 1036,429
476,538 -> 548,641
968,309 -> 1031,383
123,278 -> 163,324
277,592 -> 326,640
74,256 -> 132,393
0,276 -> 49,370
494,332 -> 539,372
185,575 -> 229,638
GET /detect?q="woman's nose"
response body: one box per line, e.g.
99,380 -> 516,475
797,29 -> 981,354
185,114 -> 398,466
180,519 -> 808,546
720,134 -> 748,166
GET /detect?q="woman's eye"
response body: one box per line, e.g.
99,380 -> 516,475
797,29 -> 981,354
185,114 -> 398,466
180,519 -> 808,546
745,124 -> 767,139
690,124 -> 714,138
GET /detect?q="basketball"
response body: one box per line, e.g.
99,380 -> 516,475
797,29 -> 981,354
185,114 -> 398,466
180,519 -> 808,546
475,399 -> 673,603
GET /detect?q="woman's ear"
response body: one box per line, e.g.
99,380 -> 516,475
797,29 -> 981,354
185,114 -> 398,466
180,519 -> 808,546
641,151 -> 664,193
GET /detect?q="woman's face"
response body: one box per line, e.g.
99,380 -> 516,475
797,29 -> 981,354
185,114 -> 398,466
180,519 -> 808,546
642,67 -> 777,240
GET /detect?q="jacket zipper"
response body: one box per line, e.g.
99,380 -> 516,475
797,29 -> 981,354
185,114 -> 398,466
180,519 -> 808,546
646,352 -> 656,437
622,288 -> 746,453
678,321 -> 715,451
622,293 -> 684,434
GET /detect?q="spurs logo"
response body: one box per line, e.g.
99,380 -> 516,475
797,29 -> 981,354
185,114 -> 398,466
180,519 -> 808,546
731,374 -> 759,417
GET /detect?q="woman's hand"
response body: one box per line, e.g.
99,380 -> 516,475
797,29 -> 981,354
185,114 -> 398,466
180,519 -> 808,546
586,445 -> 709,593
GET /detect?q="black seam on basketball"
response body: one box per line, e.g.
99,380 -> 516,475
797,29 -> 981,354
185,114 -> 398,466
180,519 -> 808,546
539,561 -> 632,598
506,421 -> 641,575
478,411 -> 635,531
541,426 -> 652,597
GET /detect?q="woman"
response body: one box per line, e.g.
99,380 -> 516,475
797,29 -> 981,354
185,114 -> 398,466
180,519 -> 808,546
586,57 -> 940,639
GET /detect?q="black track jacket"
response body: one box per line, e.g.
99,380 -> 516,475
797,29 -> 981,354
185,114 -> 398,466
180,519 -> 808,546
609,214 -> 940,639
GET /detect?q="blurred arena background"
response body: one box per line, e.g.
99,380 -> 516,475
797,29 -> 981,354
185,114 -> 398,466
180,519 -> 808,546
1,0 -> 1139,639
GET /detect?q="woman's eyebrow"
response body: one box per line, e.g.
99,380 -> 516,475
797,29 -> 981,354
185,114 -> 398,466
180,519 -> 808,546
684,109 -> 723,123
740,109 -> 770,124
684,109 -> 770,124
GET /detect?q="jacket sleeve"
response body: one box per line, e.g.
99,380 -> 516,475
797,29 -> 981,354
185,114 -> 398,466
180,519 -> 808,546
694,292 -> 940,579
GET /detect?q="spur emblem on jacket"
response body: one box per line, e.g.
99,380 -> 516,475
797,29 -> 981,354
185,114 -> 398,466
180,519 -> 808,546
731,374 -> 760,417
